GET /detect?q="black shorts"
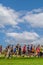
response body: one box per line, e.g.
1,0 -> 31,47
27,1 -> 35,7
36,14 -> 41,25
40,52 -> 43,56
23,51 -> 26,54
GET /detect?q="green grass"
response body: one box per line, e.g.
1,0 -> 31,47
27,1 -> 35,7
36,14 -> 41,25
0,57 -> 43,65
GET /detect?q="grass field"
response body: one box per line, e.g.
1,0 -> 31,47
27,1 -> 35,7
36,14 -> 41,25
0,57 -> 43,65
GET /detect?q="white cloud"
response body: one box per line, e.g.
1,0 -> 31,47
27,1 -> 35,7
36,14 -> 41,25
5,39 -> 15,45
23,9 -> 43,28
12,25 -> 21,29
32,38 -> 43,45
30,8 -> 43,13
0,24 -> 5,28
6,31 -> 39,44
32,8 -> 43,13
0,4 -> 43,28
0,4 -> 21,26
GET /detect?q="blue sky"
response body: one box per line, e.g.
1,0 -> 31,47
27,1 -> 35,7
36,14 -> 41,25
0,0 -> 43,47
0,0 -> 43,10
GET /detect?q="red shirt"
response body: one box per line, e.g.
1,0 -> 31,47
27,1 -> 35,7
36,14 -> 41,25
36,47 -> 40,53
23,46 -> 26,52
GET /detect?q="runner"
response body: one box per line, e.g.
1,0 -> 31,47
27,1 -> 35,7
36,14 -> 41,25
36,45 -> 40,57
23,45 -> 26,56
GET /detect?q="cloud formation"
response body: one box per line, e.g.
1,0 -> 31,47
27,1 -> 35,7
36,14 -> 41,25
0,4 -> 43,45
24,12 -> 43,28
6,31 -> 39,44
0,4 -> 43,28
0,4 -> 21,27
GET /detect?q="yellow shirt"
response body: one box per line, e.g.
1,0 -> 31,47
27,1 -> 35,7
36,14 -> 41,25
40,47 -> 43,52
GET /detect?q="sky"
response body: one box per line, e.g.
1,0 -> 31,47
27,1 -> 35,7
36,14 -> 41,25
0,0 -> 43,47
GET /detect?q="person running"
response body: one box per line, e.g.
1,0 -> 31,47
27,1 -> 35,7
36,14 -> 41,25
32,45 -> 35,56
36,45 -> 40,57
6,45 -> 11,58
27,45 -> 30,56
10,45 -> 13,55
40,45 -> 43,57
18,46 -> 21,56
23,45 -> 26,56
29,44 -> 33,56
14,46 -> 16,55
16,44 -> 19,56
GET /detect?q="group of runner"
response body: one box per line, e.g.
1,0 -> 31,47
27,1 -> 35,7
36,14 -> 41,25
0,44 -> 43,58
